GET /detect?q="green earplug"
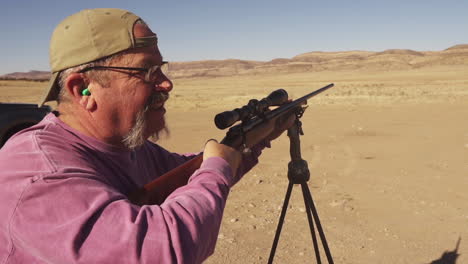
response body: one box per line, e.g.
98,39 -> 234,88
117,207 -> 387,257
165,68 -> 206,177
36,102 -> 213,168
82,88 -> 91,96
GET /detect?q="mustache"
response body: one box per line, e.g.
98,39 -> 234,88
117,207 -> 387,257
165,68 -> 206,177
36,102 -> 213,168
145,92 -> 170,109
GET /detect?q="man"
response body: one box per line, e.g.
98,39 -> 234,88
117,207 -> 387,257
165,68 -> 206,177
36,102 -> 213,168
0,8 -> 290,263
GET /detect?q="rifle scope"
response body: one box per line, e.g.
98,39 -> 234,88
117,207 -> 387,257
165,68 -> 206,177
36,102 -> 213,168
214,89 -> 288,129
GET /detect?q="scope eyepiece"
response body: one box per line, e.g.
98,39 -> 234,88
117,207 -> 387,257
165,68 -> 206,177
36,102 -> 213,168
214,110 -> 240,130
214,89 -> 288,129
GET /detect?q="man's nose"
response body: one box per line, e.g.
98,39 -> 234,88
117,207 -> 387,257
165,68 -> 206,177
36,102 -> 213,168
155,75 -> 173,92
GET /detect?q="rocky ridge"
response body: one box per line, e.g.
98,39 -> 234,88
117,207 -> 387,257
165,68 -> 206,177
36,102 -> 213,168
2,44 -> 467,81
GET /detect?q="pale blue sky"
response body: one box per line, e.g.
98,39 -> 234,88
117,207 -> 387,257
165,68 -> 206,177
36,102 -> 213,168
1,0 -> 467,74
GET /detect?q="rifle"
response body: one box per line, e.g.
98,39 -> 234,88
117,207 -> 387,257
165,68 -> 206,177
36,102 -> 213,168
128,83 -> 334,205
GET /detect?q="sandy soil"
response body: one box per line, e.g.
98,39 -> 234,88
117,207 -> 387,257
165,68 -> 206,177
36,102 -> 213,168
1,64 -> 467,263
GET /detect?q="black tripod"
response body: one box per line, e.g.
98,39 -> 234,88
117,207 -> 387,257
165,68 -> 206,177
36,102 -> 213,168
267,115 -> 334,264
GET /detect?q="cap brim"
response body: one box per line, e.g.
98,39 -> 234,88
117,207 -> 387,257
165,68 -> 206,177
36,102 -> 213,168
39,71 -> 60,107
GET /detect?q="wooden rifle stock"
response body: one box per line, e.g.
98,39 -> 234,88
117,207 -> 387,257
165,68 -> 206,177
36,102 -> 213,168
128,83 -> 334,205
128,154 -> 203,205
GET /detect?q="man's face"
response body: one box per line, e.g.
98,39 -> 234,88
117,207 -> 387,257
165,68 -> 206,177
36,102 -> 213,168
95,23 -> 173,149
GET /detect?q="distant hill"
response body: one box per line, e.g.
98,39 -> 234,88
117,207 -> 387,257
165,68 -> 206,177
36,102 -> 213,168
0,70 -> 50,81
445,44 -> 468,50
2,44 -> 467,80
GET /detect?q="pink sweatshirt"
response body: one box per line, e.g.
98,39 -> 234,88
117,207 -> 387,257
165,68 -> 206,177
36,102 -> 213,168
0,113 -> 265,263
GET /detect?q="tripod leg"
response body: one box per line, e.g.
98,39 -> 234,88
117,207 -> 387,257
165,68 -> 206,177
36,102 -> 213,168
301,183 -> 322,264
268,182 -> 294,264
303,184 -> 334,264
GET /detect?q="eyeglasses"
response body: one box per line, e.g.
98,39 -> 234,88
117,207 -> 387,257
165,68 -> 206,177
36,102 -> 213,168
78,61 -> 169,83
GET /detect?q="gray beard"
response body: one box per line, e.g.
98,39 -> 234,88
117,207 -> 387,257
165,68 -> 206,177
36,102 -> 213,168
122,92 -> 169,150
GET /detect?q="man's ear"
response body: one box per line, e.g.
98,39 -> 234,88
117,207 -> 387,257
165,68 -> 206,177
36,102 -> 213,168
65,73 -> 97,111
79,86 -> 97,111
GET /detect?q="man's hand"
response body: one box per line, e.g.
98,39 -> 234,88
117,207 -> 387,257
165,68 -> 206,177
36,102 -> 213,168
203,140 -> 242,177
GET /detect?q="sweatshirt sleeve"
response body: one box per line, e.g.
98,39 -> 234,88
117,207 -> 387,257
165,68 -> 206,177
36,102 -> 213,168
11,157 -> 233,264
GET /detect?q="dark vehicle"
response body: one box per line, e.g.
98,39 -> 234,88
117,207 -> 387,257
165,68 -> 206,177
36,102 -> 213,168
0,103 -> 51,148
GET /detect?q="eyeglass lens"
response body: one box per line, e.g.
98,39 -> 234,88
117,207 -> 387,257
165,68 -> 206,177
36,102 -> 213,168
146,63 -> 169,82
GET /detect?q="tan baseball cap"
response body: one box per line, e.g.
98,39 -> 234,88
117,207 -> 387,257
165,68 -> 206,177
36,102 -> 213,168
40,8 -> 157,106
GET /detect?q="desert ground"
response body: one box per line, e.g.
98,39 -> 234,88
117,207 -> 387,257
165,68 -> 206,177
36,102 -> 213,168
0,48 -> 467,263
